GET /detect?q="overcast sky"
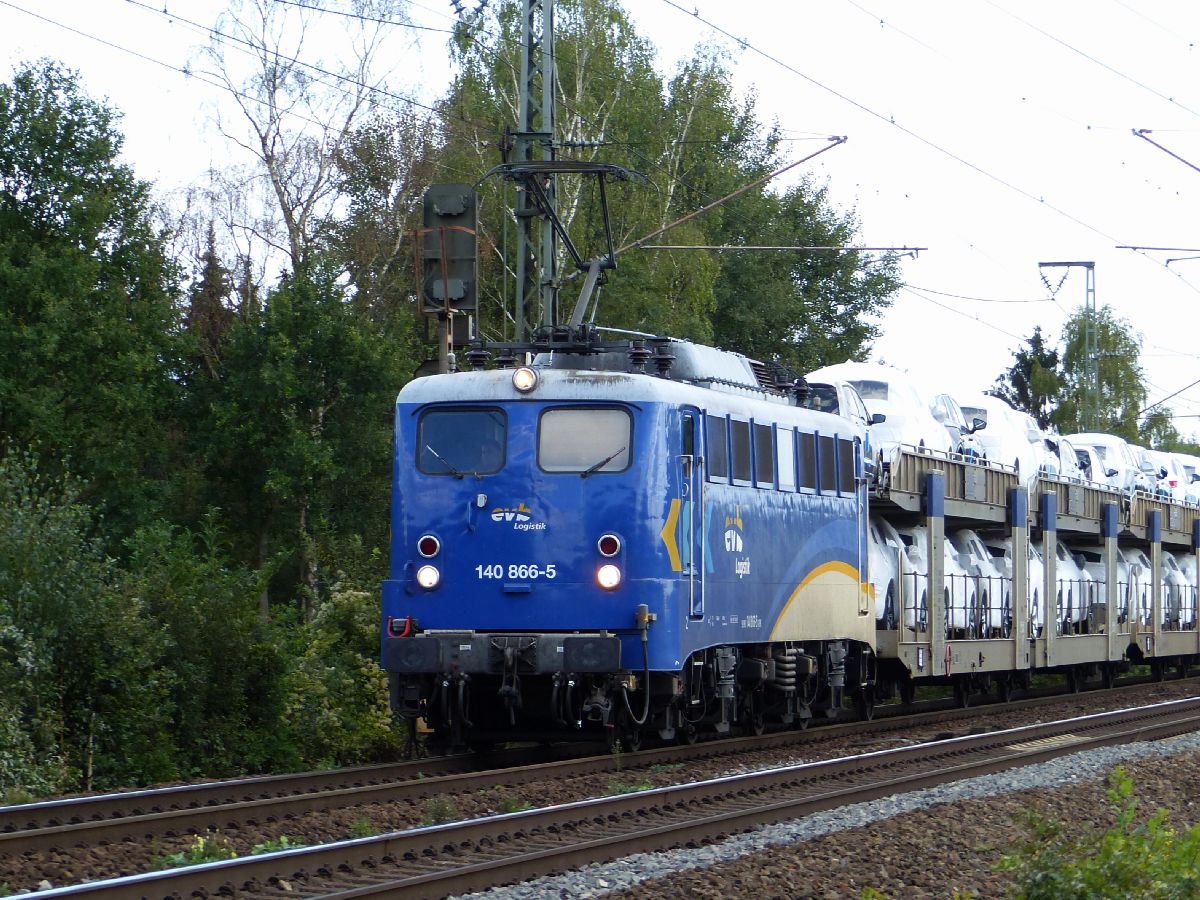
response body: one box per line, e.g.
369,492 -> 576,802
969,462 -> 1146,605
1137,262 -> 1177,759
3,0 -> 1200,434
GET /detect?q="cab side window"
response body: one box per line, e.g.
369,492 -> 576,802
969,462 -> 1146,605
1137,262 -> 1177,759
707,414 -> 729,481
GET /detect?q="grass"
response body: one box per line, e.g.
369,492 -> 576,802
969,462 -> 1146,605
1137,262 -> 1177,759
420,796 -> 461,826
998,767 -> 1200,899
606,779 -> 654,795
648,762 -> 684,774
348,816 -> 376,838
159,831 -> 237,868
250,835 -> 304,855
494,796 -> 535,814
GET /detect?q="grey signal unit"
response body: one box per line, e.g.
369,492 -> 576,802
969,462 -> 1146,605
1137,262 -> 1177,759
422,185 -> 477,315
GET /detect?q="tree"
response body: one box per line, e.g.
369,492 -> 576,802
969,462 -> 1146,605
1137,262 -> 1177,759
200,0 -> 411,275
183,225 -> 237,382
328,108 -> 439,326
0,451 -> 175,794
1051,306 -> 1146,441
187,266 -> 404,616
0,60 -> 182,537
708,183 -> 899,373
992,325 -> 1061,429
437,0 -> 895,361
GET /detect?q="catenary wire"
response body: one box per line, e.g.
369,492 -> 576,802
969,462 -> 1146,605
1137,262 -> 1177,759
0,0 -> 334,133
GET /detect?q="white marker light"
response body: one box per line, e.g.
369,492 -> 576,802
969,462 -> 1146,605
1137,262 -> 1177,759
512,366 -> 538,393
416,565 -> 441,589
596,564 -> 622,590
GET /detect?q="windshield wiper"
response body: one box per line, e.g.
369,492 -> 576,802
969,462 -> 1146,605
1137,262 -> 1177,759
580,446 -> 626,479
425,445 -> 465,479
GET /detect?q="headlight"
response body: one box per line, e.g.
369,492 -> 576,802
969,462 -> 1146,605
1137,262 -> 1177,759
512,366 -> 538,393
596,564 -> 622,590
416,565 -> 441,589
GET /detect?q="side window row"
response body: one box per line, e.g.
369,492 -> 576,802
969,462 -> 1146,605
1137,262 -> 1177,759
704,413 -> 856,495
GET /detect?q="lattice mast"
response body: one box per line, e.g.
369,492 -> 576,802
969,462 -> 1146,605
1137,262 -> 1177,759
513,0 -> 557,341
1040,261 -> 1098,430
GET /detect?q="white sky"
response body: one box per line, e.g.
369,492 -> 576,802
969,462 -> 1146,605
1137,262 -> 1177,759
3,0 -> 1200,434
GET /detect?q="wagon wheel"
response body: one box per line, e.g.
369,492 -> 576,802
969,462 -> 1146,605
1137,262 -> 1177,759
954,677 -> 971,708
1066,666 -> 1082,693
854,686 -> 876,721
1101,663 -> 1116,689
879,584 -> 897,632
995,674 -> 1014,703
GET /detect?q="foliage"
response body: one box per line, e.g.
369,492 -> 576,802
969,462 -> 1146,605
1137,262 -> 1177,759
159,831 -> 238,868
199,0 -> 409,273
0,60 -> 182,538
283,586 -> 404,766
494,796 -> 535,814
709,184 -> 900,373
348,817 -> 377,838
992,325 -> 1061,429
0,450 -> 175,794
994,310 -> 1176,446
605,778 -> 654,795
183,266 -> 404,613
440,0 -> 895,364
1054,307 -> 1146,440
999,767 -> 1200,899
421,796 -> 461,825
121,519 -> 296,777
250,835 -> 305,854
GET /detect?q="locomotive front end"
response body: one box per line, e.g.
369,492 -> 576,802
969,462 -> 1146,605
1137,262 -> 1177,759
381,366 -> 675,748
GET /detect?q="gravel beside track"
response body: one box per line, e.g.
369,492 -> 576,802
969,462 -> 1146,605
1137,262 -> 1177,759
462,730 -> 1200,899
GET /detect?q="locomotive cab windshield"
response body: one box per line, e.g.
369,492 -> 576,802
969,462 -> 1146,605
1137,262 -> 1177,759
418,407 -> 507,477
538,407 -> 631,474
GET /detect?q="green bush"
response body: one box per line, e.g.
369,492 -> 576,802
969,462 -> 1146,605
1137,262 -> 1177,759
1000,767 -> 1200,899
282,584 -> 403,767
0,451 -> 174,794
121,517 -> 297,778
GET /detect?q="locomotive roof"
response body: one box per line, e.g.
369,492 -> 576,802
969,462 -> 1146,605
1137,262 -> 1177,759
396,357 -> 863,438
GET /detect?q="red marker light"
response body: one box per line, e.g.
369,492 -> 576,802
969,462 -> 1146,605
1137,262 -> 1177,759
598,534 -> 621,557
417,534 -> 441,558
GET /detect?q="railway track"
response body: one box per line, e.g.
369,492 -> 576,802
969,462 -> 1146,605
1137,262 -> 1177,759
2,675 -> 1173,857
25,695 -> 1200,899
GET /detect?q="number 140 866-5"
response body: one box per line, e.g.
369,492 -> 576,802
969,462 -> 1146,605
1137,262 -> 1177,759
476,563 -> 557,580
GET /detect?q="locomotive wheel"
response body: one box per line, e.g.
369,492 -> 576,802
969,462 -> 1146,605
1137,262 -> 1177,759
740,691 -> 766,736
608,718 -> 642,752
677,721 -> 699,745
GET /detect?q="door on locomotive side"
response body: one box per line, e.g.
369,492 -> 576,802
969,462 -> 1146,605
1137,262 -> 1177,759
680,407 -> 705,619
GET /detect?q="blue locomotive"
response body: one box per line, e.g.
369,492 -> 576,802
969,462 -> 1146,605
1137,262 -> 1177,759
381,336 -> 876,749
